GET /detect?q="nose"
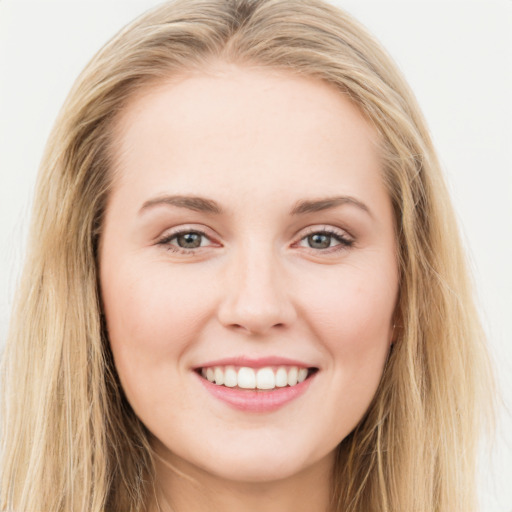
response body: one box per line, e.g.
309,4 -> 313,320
216,246 -> 297,335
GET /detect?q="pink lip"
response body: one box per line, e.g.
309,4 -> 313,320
194,356 -> 315,370
194,370 -> 317,413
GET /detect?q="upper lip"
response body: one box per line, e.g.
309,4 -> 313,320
194,356 -> 318,370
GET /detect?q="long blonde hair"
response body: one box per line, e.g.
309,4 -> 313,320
1,1 -> 494,510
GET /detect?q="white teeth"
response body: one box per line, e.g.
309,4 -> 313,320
214,367 -> 224,386
275,367 -> 288,387
287,366 -> 298,386
224,365 -> 237,387
238,367 -> 256,389
200,365 -> 313,390
256,367 -> 275,390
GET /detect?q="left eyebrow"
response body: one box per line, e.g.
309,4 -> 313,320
290,196 -> 373,218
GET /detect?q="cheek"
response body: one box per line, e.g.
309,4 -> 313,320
300,263 -> 397,354
100,262 -> 222,433
103,260 -> 206,343
295,259 -> 397,429
100,260 -> 215,395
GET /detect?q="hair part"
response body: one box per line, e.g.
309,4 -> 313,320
1,1 -> 494,511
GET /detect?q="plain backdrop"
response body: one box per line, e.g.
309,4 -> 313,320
1,1 -> 511,509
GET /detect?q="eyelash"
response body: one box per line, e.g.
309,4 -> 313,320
156,226 -> 354,255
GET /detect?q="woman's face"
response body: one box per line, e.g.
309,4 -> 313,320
100,63 -> 399,484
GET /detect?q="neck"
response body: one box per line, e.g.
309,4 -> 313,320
149,446 -> 335,512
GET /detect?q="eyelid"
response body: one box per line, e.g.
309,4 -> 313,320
297,224 -> 353,242
156,223 -> 216,240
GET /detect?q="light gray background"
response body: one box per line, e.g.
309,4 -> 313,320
1,1 -> 511,509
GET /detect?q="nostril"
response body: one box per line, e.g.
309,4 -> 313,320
229,322 -> 285,335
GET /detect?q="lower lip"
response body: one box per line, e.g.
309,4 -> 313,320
195,371 -> 317,413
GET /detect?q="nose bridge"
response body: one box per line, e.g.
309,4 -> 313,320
217,240 -> 295,334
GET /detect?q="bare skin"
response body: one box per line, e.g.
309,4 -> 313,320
100,61 -> 398,512
151,437 -> 334,512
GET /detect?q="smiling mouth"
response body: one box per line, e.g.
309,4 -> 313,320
196,365 -> 319,391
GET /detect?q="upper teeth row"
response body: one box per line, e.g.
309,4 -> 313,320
201,366 -> 309,390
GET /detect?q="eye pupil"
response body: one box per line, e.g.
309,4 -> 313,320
177,232 -> 202,248
308,233 -> 331,249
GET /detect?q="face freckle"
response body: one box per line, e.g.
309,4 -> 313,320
99,62 -> 399,486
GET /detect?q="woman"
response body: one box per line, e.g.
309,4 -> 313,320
0,0 -> 495,511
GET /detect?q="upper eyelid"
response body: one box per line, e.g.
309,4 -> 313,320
156,225 -> 216,242
294,228 -> 353,248
298,224 -> 353,240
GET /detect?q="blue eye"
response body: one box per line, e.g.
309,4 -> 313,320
157,230 -> 211,253
298,229 -> 353,251
156,227 -> 353,256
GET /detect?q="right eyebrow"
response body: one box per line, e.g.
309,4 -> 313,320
139,195 -> 223,215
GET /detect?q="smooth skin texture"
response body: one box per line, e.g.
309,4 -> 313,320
100,62 -> 399,512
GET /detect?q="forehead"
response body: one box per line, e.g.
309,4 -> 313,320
109,63 -> 386,212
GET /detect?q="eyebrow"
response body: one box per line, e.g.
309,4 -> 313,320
290,196 -> 372,217
139,194 -> 372,218
140,195 -> 223,214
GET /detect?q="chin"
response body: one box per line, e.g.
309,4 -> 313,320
198,451 -> 313,484
156,432 -> 323,485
